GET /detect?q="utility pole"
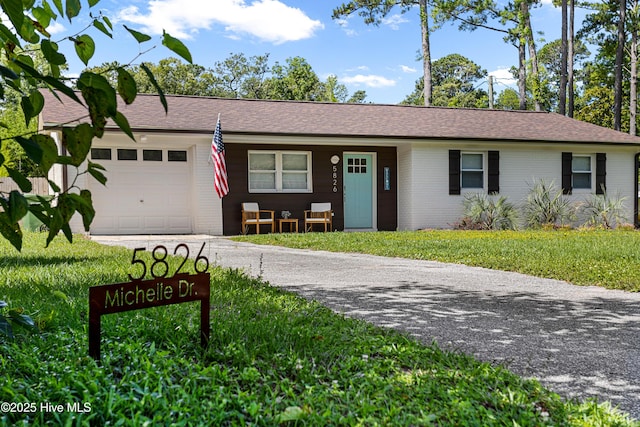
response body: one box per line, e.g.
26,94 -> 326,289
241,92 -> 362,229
488,76 -> 494,109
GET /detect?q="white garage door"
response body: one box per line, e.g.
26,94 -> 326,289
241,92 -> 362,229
87,147 -> 192,235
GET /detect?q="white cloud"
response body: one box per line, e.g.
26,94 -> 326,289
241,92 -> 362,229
46,21 -> 66,35
346,65 -> 370,72
341,74 -> 396,88
118,0 -> 324,44
335,16 -> 358,36
382,14 -> 408,30
400,65 -> 417,73
489,67 -> 517,86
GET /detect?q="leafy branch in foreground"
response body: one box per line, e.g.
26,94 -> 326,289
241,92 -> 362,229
0,0 -> 191,252
0,300 -> 36,339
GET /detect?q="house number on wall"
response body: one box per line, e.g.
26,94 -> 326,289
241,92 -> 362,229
331,155 -> 340,192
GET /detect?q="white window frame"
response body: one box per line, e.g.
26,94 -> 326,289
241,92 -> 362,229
248,150 -> 313,193
461,152 -> 485,190
571,154 -> 593,190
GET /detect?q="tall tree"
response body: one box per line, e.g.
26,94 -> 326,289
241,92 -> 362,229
333,0 -> 433,106
136,58 -> 216,96
86,54 -> 367,102
615,0 -> 627,130
212,53 -> 271,99
521,0 -> 543,111
402,53 -> 487,107
266,56 -> 321,101
628,0 -> 640,134
432,0 -> 542,110
559,0 -> 568,115
568,0 -> 576,116
580,0 -> 640,133
84,58 -> 216,96
317,75 -> 349,102
495,88 -> 525,109
537,39 -> 590,112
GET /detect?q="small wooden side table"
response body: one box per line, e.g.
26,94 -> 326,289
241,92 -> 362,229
278,218 -> 298,233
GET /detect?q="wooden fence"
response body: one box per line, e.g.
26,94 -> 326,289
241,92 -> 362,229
0,177 -> 50,195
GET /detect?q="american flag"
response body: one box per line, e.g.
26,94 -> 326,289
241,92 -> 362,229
211,115 -> 229,198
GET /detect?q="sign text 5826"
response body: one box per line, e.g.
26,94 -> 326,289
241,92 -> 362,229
129,242 -> 209,280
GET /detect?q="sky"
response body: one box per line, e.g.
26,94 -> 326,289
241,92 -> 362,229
50,0 -> 589,105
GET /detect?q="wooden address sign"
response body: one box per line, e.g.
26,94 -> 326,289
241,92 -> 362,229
89,244 -> 211,360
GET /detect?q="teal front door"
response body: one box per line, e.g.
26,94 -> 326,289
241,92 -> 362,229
344,153 -> 373,229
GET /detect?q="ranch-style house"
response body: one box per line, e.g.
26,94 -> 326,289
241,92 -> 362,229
39,92 -> 640,235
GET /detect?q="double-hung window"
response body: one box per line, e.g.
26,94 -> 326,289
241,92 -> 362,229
571,155 -> 592,189
449,150 -> 499,195
562,152 -> 605,194
461,153 -> 484,189
248,151 -> 312,193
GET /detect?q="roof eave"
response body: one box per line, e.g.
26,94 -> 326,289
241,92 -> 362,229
41,123 -> 640,147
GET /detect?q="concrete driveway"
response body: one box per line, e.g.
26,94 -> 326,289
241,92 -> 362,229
92,235 -> 640,419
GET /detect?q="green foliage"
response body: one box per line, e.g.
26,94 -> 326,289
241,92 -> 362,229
495,88 -> 523,110
212,52 -> 270,98
267,56 -> 321,101
579,191 -> 628,229
332,1 -> 417,26
523,179 -> 576,228
0,300 -> 36,339
403,53 -> 488,107
0,0 -> 191,251
574,85 -> 630,132
238,229 -> 640,292
85,53 -> 369,103
462,192 -> 519,230
536,39 -> 591,113
2,234 -> 638,425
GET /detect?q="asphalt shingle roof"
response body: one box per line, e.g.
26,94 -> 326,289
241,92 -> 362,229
40,91 -> 640,145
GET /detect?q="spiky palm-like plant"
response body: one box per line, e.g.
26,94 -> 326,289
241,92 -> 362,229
522,179 -> 576,228
579,191 -> 628,229
462,193 -> 519,230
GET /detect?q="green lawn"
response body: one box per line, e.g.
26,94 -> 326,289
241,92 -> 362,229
234,229 -> 640,292
1,233 -> 638,425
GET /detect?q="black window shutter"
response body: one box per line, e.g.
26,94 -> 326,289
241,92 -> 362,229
488,150 -> 500,194
449,150 -> 461,195
561,152 -> 572,195
596,153 -> 606,194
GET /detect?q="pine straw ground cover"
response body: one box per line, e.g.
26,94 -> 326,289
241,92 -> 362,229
0,233 -> 637,426
236,229 -> 640,292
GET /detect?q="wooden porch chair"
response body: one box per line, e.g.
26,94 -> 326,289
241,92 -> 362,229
304,202 -> 333,232
241,202 -> 275,234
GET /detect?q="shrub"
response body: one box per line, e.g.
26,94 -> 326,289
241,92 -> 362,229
522,180 -> 576,228
579,191 -> 628,229
461,193 -> 519,230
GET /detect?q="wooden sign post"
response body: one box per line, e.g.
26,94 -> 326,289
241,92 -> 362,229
89,244 -> 212,360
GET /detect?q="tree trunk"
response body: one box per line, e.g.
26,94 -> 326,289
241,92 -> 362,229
522,1 -> 541,111
614,0 -> 626,131
518,40 -> 527,110
420,0 -> 432,106
568,0 -> 575,117
631,29 -> 637,135
559,0 -> 568,115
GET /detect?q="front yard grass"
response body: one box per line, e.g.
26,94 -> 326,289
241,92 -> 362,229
1,233 -> 638,425
235,229 -> 640,292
